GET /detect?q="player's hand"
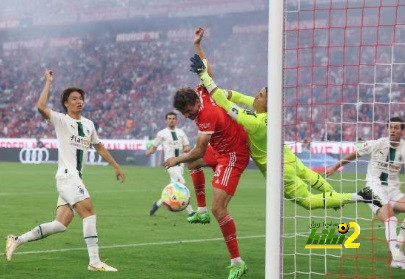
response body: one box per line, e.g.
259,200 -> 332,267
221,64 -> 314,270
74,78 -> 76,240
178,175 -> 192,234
190,54 -> 206,75
163,157 -> 178,169
115,167 -> 126,183
193,27 -> 204,45
45,69 -> 53,83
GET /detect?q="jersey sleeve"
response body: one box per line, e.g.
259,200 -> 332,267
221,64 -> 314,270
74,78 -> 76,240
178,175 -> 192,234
152,131 -> 163,147
48,110 -> 64,128
197,110 -> 216,134
229,90 -> 255,108
90,122 -> 101,145
357,139 -> 378,156
211,89 -> 260,135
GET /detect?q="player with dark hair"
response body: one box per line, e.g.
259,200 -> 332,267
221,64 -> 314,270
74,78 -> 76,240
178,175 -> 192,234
5,70 -> 125,272
164,63 -> 250,278
327,117 -> 405,269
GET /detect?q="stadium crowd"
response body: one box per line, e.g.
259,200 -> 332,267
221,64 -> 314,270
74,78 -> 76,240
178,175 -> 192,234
1,9 -> 404,145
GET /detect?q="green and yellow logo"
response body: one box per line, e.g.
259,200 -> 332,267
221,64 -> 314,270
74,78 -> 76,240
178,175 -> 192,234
305,221 -> 360,249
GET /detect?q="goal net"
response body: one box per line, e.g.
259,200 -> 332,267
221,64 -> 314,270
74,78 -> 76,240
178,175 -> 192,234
282,0 -> 405,278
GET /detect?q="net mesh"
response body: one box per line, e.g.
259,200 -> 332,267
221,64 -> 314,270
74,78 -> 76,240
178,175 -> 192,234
283,0 -> 405,278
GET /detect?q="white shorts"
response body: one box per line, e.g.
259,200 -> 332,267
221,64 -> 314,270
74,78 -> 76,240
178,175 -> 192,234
56,174 -> 90,207
367,183 -> 404,214
167,165 -> 185,184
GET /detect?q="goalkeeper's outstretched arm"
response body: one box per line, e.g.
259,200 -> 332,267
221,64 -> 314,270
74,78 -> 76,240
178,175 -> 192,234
189,52 -> 261,135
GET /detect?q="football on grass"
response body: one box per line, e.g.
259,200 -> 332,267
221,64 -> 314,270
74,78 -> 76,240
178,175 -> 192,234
161,182 -> 190,212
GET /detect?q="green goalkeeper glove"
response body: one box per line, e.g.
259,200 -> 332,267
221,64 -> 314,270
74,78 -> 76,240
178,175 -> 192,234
189,54 -> 214,88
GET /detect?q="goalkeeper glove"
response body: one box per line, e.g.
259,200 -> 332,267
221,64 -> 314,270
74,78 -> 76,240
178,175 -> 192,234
189,54 -> 214,88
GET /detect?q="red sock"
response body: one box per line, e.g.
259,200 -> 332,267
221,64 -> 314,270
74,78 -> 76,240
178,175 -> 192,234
189,168 -> 206,207
218,214 -> 240,259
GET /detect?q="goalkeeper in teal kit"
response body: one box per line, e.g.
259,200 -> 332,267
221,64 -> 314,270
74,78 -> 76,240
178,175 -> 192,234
191,27 -> 379,210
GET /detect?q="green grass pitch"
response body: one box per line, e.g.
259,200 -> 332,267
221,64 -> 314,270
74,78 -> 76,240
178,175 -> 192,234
0,162 -> 403,278
0,163 -> 265,279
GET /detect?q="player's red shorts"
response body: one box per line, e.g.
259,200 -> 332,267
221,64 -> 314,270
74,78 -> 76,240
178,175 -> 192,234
203,145 -> 249,196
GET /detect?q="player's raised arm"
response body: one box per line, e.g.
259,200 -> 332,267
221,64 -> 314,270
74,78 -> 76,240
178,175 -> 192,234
190,54 -> 261,134
37,69 -> 53,120
193,27 -> 214,78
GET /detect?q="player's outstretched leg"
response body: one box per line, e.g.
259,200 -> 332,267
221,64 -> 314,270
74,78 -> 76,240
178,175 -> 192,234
305,169 -> 335,192
5,220 -> 67,262
227,260 -> 248,279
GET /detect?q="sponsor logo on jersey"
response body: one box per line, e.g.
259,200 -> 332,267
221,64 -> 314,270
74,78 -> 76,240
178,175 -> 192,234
70,135 -> 90,149
377,161 -> 401,172
199,123 -> 211,129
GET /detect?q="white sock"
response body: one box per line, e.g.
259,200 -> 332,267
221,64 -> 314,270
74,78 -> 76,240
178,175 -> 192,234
185,204 -> 194,215
197,207 -> 207,214
398,221 -> 405,244
231,257 -> 242,266
385,216 -> 401,257
156,199 -> 163,207
352,193 -> 359,201
17,220 -> 66,245
83,215 -> 101,265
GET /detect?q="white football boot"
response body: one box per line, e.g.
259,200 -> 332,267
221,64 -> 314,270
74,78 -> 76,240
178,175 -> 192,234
88,261 -> 118,272
5,235 -> 19,262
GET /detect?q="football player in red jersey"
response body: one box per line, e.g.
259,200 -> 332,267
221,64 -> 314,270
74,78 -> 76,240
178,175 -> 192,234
164,85 -> 249,278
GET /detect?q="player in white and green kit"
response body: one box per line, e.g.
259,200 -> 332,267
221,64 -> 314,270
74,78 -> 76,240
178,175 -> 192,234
192,27 -> 375,212
327,117 -> 405,269
146,111 -> 194,216
5,70 -> 125,272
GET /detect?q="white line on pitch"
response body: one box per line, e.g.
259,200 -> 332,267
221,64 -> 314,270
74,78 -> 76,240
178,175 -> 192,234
0,189 -> 155,196
0,235 -> 265,256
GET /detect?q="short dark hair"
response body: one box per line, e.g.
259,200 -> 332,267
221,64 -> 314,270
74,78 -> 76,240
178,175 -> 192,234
165,112 -> 177,119
173,87 -> 199,112
387,116 -> 405,130
61,87 -> 85,113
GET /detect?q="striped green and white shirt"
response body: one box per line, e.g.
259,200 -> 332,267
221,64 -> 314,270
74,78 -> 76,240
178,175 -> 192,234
49,110 -> 100,179
152,128 -> 189,161
357,137 -> 405,188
